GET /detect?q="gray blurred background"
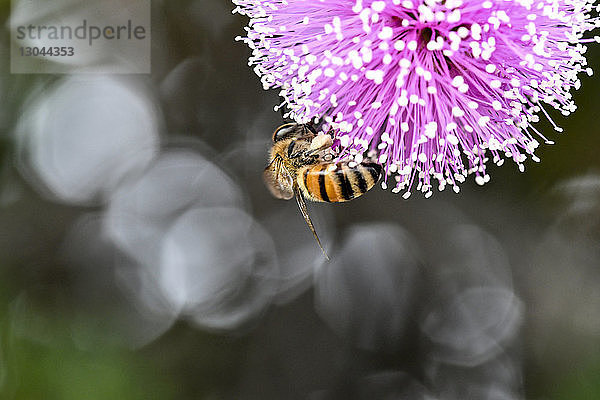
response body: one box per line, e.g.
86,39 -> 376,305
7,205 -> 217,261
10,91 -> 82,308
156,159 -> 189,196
1,0 -> 600,399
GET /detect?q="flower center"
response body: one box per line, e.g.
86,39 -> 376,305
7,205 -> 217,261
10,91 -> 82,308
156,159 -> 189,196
418,27 -> 433,45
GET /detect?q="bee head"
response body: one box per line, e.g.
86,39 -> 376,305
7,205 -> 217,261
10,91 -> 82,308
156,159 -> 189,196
272,123 -> 317,142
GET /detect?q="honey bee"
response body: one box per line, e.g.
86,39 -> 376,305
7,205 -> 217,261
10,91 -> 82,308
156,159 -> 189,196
263,123 -> 382,259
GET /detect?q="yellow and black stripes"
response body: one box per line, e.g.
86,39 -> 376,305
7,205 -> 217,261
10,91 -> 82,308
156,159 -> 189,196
297,162 -> 382,203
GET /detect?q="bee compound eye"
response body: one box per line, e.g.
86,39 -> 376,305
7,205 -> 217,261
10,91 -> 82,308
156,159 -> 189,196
273,123 -> 302,142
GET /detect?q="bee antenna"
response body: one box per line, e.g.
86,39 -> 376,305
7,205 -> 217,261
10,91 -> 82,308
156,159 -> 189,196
293,186 -> 330,261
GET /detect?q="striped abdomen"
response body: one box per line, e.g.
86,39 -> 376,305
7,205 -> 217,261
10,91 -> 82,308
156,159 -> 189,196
297,162 -> 382,202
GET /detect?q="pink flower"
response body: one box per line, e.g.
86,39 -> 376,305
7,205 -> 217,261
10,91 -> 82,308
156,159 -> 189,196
233,0 -> 600,197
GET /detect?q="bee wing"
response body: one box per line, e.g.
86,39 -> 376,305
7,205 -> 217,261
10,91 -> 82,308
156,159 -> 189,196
263,158 -> 294,200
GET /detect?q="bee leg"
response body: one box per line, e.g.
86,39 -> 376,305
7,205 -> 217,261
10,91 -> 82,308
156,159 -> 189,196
291,143 -> 330,164
293,185 -> 330,261
301,148 -> 323,158
289,150 -> 320,167
287,140 -> 317,161
287,137 -> 331,161
289,151 -> 320,165
287,140 -> 303,159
